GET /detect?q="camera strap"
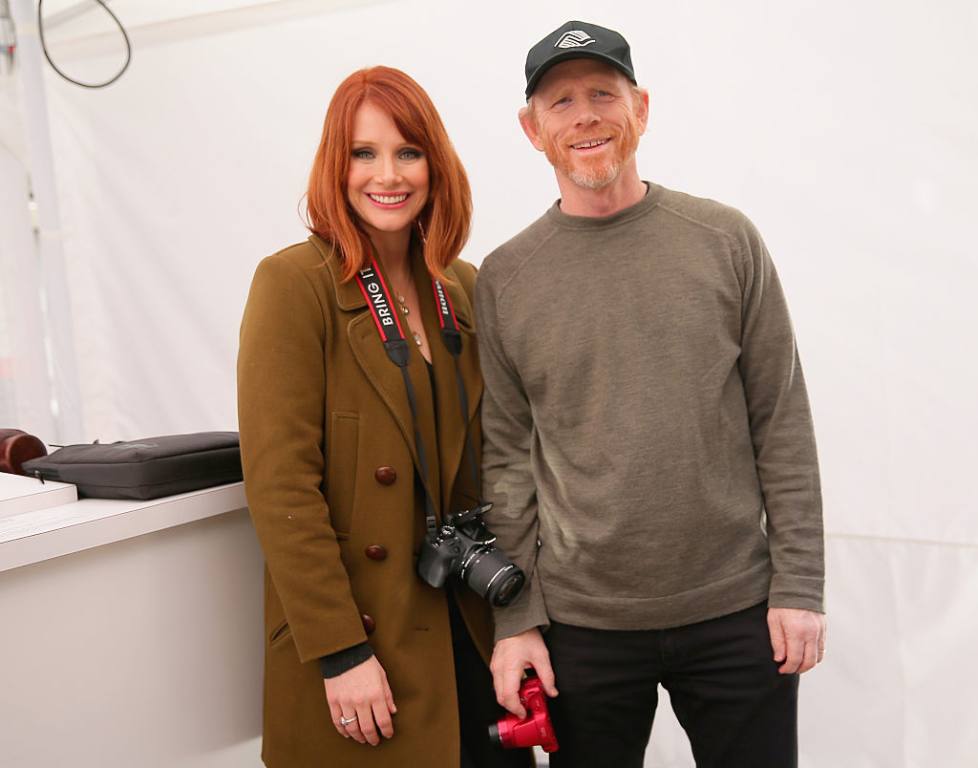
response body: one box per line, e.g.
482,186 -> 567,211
355,258 -> 481,533
430,279 -> 482,505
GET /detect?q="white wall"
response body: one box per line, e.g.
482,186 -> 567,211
4,0 -> 977,765
0,139 -> 55,438
0,42 -> 53,438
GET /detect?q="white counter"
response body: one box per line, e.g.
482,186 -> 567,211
0,479 -> 265,768
0,478 -> 248,572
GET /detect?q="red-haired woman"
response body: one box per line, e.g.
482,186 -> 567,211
238,67 -> 531,768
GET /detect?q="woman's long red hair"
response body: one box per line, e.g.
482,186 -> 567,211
306,67 -> 472,282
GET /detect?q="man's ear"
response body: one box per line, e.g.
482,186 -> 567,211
518,104 -> 545,152
634,87 -> 650,135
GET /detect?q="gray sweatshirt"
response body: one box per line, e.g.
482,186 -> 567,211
476,182 -> 824,641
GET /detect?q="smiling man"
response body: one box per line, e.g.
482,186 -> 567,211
476,20 -> 826,768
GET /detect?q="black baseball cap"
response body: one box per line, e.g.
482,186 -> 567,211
524,20 -> 636,99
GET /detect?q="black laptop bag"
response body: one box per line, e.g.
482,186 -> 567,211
22,431 -> 242,500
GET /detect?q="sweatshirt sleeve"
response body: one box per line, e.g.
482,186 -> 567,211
237,254 -> 368,662
736,220 -> 825,613
475,259 -> 551,641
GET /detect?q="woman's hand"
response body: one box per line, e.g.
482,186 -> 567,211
324,656 -> 397,745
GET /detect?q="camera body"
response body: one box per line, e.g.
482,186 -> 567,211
417,502 -> 526,607
488,674 -> 559,753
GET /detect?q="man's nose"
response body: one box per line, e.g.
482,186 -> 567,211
572,105 -> 601,128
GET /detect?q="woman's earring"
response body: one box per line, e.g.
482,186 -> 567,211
416,218 -> 428,245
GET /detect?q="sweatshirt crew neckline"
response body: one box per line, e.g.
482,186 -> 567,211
546,181 -> 664,230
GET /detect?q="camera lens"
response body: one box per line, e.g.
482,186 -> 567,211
487,722 -> 502,746
491,568 -> 526,607
460,547 -> 526,607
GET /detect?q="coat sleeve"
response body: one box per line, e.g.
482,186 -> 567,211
237,253 -> 368,662
475,258 -> 551,641
736,219 -> 825,613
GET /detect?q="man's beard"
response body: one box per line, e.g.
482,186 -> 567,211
541,110 -> 641,190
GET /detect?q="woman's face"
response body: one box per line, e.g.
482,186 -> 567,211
346,101 -> 430,239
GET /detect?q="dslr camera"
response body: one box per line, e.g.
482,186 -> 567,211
417,502 -> 525,607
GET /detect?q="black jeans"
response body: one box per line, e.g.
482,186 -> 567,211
544,602 -> 798,768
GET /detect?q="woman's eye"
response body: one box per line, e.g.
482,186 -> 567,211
400,148 -> 423,160
352,148 -> 373,160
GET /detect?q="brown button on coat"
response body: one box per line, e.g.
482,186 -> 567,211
238,236 -> 510,768
374,465 -> 397,485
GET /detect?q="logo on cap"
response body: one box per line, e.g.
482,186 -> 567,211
554,30 -> 597,49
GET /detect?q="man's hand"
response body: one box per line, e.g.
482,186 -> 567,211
490,627 -> 559,719
767,607 -> 826,675
323,656 -> 397,746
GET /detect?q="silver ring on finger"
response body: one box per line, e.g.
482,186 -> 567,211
339,714 -> 358,727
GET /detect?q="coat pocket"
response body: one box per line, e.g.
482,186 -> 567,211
326,411 -> 359,537
268,618 -> 292,647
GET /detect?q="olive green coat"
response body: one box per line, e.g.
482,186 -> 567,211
238,235 -> 498,768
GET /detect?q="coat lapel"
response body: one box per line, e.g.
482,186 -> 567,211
322,240 -> 442,518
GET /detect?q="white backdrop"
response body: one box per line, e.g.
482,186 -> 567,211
4,0 -> 978,765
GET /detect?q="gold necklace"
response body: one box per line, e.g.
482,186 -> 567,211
395,293 -> 423,347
